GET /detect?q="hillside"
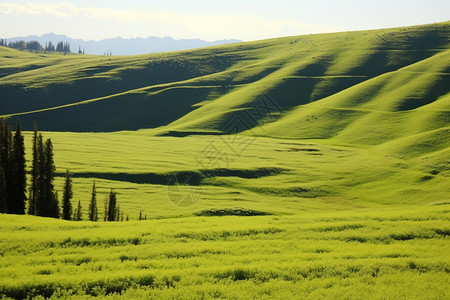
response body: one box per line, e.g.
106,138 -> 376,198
1,22 -> 449,140
1,22 -> 450,300
0,22 -> 449,211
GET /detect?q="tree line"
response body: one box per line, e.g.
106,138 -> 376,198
0,118 -> 131,221
0,39 -> 79,53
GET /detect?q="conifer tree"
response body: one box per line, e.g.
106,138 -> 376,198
62,170 -> 73,220
35,133 -> 45,216
104,198 -> 108,222
56,41 -> 63,52
28,122 -> 38,215
0,118 -> 12,213
88,181 -> 97,221
75,200 -> 82,221
0,167 -> 6,213
10,120 -> 26,214
37,138 -> 58,218
107,190 -> 117,222
45,42 -> 55,52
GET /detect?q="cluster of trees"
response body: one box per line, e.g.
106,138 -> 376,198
0,118 -> 131,221
0,39 -> 76,53
61,173 -> 125,222
0,119 -> 26,214
28,123 -> 59,217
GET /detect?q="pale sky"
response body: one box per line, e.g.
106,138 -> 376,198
1,0 -> 449,41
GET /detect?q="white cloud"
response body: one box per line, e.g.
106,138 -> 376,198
0,2 -> 339,40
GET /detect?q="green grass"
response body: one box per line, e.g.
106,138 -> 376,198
1,21 -> 449,138
16,130 -> 448,220
0,206 -> 449,299
0,22 -> 449,299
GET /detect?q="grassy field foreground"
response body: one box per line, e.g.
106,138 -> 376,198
0,205 -> 449,299
0,132 -> 449,299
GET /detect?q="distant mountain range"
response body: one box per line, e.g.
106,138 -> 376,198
4,33 -> 242,55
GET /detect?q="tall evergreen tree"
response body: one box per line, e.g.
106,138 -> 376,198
104,198 -> 108,222
56,41 -> 63,52
107,190 -> 117,222
34,137 -> 58,218
75,200 -> 82,221
28,122 -> 38,215
0,167 -> 6,213
45,42 -> 55,52
43,139 -> 58,218
88,181 -> 97,221
0,119 -> 7,213
35,133 -> 45,216
62,170 -> 72,220
0,118 -> 12,213
10,120 -> 26,214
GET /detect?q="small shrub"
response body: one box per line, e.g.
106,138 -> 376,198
119,255 -> 137,262
35,269 -> 53,275
193,208 -> 270,216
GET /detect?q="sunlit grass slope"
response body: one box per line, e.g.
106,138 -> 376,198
1,22 -> 449,134
256,48 -> 450,145
0,22 -> 449,300
17,131 -> 449,220
1,206 -> 449,299
0,21 -> 447,219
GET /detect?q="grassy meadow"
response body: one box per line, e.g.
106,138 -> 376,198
0,21 -> 449,299
1,206 -> 449,299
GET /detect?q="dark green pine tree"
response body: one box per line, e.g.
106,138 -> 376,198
0,119 -> 7,213
28,123 -> 39,215
0,167 -> 6,213
44,139 -> 59,218
88,181 -> 97,221
103,198 -> 108,222
10,120 -> 26,214
35,137 -> 58,218
35,133 -> 45,216
62,170 -> 73,220
107,190 -> 117,222
0,118 -> 12,213
75,200 -> 82,221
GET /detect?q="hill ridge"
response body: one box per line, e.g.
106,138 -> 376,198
1,21 -> 449,147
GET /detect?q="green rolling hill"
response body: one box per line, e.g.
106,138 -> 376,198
1,22 -> 450,300
0,21 -> 449,213
1,21 -> 449,136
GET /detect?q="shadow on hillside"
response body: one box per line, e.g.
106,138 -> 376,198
67,167 -> 285,186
